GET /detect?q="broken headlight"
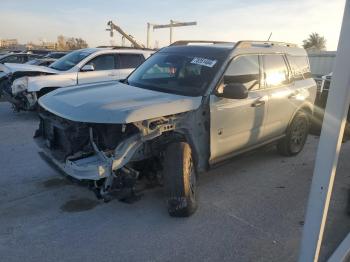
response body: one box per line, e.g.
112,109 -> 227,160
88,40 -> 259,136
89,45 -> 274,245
12,77 -> 28,95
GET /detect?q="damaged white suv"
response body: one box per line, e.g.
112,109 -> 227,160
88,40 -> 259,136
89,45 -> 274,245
34,41 -> 316,217
0,47 -> 153,111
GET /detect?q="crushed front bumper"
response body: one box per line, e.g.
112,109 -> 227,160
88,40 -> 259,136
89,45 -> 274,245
34,132 -> 145,181
36,137 -> 111,180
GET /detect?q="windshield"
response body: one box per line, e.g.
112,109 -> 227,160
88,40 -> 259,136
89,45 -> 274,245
127,52 -> 223,96
49,49 -> 94,71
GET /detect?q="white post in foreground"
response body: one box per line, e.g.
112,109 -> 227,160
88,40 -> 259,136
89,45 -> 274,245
299,1 -> 350,261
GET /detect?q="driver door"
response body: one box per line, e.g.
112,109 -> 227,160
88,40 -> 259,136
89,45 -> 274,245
210,55 -> 268,163
77,54 -> 119,85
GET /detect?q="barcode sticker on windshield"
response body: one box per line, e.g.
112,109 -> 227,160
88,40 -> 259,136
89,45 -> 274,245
190,57 -> 217,68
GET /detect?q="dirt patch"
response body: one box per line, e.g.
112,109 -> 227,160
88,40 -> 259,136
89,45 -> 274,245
60,198 -> 99,213
42,178 -> 71,188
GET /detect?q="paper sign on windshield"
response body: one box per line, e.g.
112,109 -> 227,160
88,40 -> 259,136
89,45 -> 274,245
190,57 -> 217,68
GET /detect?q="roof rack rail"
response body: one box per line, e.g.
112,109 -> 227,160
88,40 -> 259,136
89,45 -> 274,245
96,45 -> 154,51
236,40 -> 298,48
170,40 -> 234,46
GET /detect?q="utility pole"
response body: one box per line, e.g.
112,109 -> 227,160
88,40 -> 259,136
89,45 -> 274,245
147,20 -> 197,48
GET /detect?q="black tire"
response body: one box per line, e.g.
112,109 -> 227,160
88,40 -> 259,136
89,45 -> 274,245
277,111 -> 309,156
163,142 -> 198,217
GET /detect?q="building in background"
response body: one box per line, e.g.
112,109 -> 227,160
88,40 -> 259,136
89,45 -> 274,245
0,39 -> 18,49
26,41 -> 57,51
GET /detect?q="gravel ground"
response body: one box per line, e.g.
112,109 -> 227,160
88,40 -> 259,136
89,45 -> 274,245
0,102 -> 349,262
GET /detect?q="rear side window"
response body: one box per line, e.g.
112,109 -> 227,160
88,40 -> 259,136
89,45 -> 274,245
224,55 -> 260,90
287,56 -> 311,80
263,55 -> 290,88
86,54 -> 116,71
2,55 -> 26,63
118,54 -> 145,69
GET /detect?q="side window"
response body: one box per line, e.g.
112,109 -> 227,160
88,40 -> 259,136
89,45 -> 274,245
287,55 -> 311,80
118,54 -> 145,69
2,55 -> 24,63
86,54 -> 116,71
263,55 -> 290,88
224,55 -> 260,91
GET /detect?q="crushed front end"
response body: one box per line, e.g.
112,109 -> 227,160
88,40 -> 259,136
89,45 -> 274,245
34,108 -> 178,201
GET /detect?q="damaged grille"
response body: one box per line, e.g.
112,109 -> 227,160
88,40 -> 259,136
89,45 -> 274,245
38,113 -> 91,160
36,109 -> 138,161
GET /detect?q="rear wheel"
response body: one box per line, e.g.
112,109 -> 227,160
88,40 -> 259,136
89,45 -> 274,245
277,111 -> 309,156
163,142 -> 198,217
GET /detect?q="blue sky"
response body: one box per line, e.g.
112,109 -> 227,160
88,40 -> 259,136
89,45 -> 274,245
0,0 -> 345,50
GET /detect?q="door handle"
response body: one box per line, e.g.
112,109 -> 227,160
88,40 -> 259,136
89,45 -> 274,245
251,99 -> 266,107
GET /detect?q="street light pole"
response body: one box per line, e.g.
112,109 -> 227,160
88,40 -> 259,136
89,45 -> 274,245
147,23 -> 151,48
170,20 -> 174,44
147,20 -> 197,47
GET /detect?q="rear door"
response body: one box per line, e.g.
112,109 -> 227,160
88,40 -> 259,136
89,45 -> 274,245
262,54 -> 296,139
210,54 -> 269,162
77,54 -> 118,85
117,53 -> 145,79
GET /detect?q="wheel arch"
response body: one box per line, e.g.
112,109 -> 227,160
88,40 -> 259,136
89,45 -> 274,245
160,130 -> 203,172
37,86 -> 60,98
287,103 -> 313,129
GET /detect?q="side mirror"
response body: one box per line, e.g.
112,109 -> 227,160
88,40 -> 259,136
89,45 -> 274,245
81,64 -> 95,72
215,83 -> 248,99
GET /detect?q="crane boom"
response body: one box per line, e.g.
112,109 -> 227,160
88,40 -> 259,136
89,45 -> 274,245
106,21 -> 145,49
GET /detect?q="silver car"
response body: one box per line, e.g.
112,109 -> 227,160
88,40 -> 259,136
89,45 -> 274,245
34,40 -> 317,217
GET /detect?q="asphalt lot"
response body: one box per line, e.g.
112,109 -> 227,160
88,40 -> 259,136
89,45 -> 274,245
0,102 -> 349,262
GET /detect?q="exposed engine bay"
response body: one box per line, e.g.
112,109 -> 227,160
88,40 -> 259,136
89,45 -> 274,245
34,108 -> 186,202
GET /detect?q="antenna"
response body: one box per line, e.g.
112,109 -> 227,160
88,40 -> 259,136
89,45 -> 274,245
267,32 -> 272,41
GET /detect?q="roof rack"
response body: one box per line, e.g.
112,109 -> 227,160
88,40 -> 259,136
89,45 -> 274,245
96,45 -> 154,51
236,40 -> 298,48
170,40 -> 234,46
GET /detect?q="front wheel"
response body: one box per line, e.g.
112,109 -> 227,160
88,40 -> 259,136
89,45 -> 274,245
277,111 -> 309,156
163,142 -> 198,217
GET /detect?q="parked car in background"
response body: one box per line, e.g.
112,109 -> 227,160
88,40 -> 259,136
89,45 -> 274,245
25,58 -> 57,67
34,40 -> 316,217
26,49 -> 52,56
44,52 -> 69,59
313,72 -> 350,138
0,47 -> 153,111
0,53 -> 43,64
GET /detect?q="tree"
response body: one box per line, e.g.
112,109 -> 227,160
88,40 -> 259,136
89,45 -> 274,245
303,33 -> 327,51
57,35 -> 66,51
56,35 -> 88,50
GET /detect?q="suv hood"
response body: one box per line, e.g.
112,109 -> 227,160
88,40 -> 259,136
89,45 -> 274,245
39,82 -> 202,124
0,63 -> 58,74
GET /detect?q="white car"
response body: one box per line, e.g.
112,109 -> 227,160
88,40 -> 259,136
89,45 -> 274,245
0,47 -> 153,111
35,40 -> 316,217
